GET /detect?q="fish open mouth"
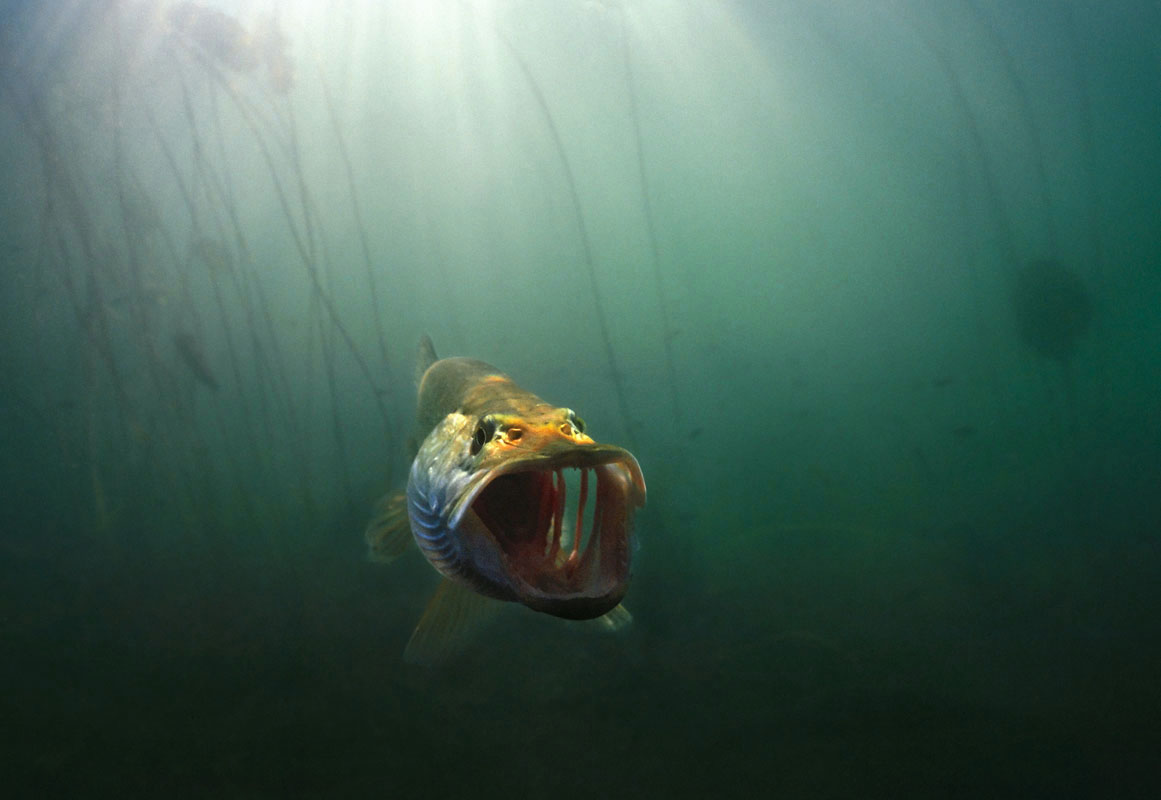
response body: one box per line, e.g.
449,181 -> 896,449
457,449 -> 645,619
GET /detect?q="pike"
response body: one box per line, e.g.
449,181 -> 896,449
366,337 -> 646,663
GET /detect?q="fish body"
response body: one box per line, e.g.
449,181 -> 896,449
367,338 -> 646,658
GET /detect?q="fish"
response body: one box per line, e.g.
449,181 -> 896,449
366,337 -> 646,663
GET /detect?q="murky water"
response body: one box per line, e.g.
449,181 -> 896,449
2,1 -> 1158,796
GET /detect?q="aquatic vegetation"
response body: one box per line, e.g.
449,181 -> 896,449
467,4 -> 682,445
2,3 -> 1154,795
617,5 -> 682,422
0,2 -> 398,542
168,2 -> 293,94
491,26 -> 638,446
168,2 -> 261,74
173,329 -> 220,391
190,236 -> 233,274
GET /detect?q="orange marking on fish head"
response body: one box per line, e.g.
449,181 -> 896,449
483,408 -> 592,458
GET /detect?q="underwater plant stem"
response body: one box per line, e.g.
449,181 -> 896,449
281,96 -> 357,509
273,93 -> 320,268
494,27 -> 638,448
1060,7 -> 1104,286
962,0 -> 1059,258
4,78 -> 142,505
196,69 -> 316,514
904,17 -> 1018,271
272,98 -> 357,513
619,5 -> 683,424
110,9 -> 220,537
145,106 -> 268,473
318,70 -> 392,371
181,42 -> 396,461
315,281 -> 355,507
318,65 -> 400,478
162,78 -> 272,438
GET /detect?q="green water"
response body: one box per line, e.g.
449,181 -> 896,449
1,1 -> 1159,796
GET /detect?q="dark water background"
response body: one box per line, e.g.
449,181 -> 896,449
2,1 -> 1159,797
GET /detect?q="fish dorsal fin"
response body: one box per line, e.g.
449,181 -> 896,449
404,578 -> 500,665
415,335 -> 439,386
592,603 -> 633,633
364,491 -> 412,563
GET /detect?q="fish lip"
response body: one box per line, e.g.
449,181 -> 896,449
447,443 -> 645,616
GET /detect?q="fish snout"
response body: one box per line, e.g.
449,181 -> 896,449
492,409 -> 593,454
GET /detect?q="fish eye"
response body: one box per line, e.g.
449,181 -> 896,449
470,418 -> 495,456
570,413 -> 586,433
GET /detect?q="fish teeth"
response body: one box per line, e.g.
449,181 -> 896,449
536,467 -> 602,570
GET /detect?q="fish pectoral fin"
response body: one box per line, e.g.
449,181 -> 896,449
588,603 -> 633,633
364,491 -> 412,563
404,578 -> 500,666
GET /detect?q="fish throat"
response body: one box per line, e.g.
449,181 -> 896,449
464,454 -> 637,619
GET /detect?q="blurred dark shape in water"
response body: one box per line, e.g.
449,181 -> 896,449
167,2 -> 259,73
952,424 -> 977,439
167,3 -> 295,94
191,236 -> 233,274
120,193 -> 162,238
173,330 -> 219,391
1013,259 -> 1092,361
253,15 -> 294,94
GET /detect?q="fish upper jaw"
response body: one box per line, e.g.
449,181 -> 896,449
406,410 -> 646,619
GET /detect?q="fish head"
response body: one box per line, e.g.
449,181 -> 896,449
407,405 -> 646,620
